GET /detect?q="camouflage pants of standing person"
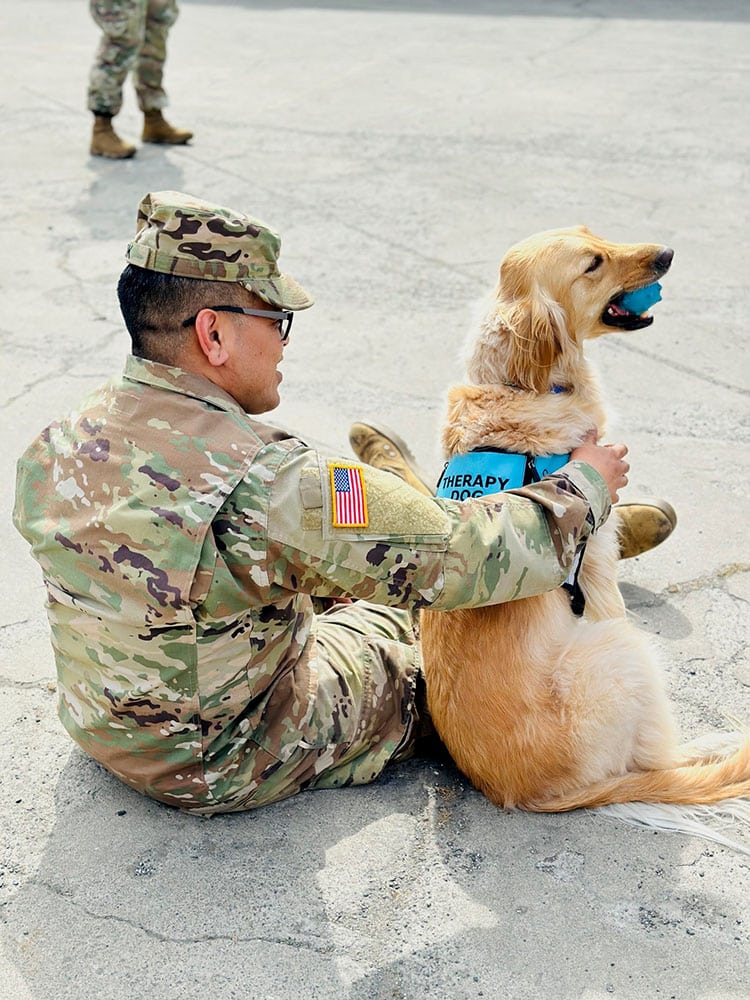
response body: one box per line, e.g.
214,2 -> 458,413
88,0 -> 179,115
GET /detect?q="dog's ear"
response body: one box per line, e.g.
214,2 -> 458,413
503,289 -> 567,393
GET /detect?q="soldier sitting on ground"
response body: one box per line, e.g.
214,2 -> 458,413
13,190 -> 674,814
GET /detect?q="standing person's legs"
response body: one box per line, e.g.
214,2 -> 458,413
88,0 -> 146,157
139,0 -> 193,144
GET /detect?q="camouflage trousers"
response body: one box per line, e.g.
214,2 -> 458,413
88,0 -> 178,115
190,602 -> 424,814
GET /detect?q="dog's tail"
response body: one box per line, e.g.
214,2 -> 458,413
528,737 -> 750,813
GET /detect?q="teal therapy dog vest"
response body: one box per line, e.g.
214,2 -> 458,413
435,449 -> 571,501
435,447 -> 586,616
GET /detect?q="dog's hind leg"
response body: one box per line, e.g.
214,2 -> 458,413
612,625 -> 683,772
553,618 -> 679,784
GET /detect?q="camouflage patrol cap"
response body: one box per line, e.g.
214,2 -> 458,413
125,191 -> 314,310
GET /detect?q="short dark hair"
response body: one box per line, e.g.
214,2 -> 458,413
117,265 -> 255,364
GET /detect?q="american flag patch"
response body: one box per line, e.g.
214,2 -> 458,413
330,464 -> 368,527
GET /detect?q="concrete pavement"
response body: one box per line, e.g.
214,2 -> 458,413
1,1 -> 749,997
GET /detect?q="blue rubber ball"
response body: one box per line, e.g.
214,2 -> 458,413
619,282 -> 662,314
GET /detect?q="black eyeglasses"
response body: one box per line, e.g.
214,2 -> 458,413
181,306 -> 293,343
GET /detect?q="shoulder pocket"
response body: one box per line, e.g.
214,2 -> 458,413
320,458 -> 449,550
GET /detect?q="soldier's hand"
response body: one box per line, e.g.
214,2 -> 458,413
571,430 -> 629,503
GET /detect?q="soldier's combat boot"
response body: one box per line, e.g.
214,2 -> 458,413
142,110 -> 193,145
90,114 -> 136,159
615,498 -> 676,559
348,422 -> 433,497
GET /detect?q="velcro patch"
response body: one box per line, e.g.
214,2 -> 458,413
329,464 -> 368,527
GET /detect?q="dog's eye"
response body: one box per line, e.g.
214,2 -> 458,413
585,254 -> 603,273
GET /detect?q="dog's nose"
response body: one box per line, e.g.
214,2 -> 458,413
653,247 -> 674,276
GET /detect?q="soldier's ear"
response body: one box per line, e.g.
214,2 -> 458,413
194,309 -> 229,367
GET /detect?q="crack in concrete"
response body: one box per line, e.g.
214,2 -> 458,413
29,879 -> 335,951
0,675 -> 55,692
622,564 -> 749,611
0,619 -> 32,631
2,324 -> 121,411
605,338 -> 748,397
665,563 -> 750,597
170,146 -> 489,290
1,368 -> 75,411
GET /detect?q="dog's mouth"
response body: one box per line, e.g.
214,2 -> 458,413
602,248 -> 673,331
601,291 -> 656,331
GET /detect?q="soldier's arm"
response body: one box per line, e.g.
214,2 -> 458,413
256,445 -> 609,612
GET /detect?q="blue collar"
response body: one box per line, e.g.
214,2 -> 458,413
503,381 -> 570,394
435,448 -> 570,500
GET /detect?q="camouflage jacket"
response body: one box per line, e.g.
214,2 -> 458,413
13,356 -> 610,811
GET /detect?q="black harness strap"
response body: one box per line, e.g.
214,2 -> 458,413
523,452 -> 587,618
443,446 -> 588,617
561,551 -> 586,618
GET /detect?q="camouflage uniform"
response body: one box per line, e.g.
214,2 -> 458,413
12,191 -> 612,814
88,0 -> 179,115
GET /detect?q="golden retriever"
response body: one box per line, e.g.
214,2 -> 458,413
420,226 -> 750,816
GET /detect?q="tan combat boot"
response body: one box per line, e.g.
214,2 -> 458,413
90,114 -> 136,159
615,498 -> 677,559
348,422 -> 433,496
142,110 -> 193,145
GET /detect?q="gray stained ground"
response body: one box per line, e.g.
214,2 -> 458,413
1,2 -> 749,998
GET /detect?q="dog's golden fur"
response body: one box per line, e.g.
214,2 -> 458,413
420,226 -> 750,812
